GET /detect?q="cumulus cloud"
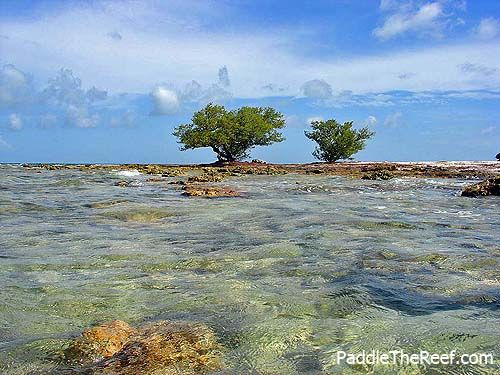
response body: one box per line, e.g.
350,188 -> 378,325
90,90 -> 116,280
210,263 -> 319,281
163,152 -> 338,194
1,1 -> 499,98
384,112 -> 402,127
181,80 -> 203,102
363,115 -> 378,126
301,79 -> 333,99
0,64 -> 34,108
40,69 -> 107,128
65,105 -> 99,128
373,2 -> 443,39
151,67 -> 232,115
218,66 -> 230,87
200,84 -> 232,103
7,113 -> 22,130
150,86 -> 180,115
43,68 -> 107,106
476,17 -> 499,40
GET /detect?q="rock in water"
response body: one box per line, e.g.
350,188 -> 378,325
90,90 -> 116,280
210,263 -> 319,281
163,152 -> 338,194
361,169 -> 394,180
64,320 -> 137,365
63,320 -> 222,374
182,185 -> 240,198
92,321 -> 221,374
461,176 -> 500,197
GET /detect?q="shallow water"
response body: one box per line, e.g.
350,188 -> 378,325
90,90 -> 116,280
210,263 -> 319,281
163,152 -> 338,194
0,165 -> 499,374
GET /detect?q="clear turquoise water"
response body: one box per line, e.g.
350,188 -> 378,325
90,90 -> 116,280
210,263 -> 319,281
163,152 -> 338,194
0,165 -> 499,374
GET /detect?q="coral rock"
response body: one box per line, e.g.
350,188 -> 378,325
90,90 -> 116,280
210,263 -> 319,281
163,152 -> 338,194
91,321 -> 222,374
182,185 -> 240,198
64,320 -> 136,365
361,169 -> 394,180
461,176 -> 500,197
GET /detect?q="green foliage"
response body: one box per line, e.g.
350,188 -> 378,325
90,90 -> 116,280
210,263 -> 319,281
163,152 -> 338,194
173,103 -> 285,162
304,119 -> 374,162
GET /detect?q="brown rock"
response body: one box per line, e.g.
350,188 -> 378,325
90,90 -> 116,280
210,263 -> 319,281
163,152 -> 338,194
64,320 -> 136,365
182,185 -> 240,198
91,321 -> 221,374
361,169 -> 394,180
461,176 -> 500,197
187,173 -> 225,183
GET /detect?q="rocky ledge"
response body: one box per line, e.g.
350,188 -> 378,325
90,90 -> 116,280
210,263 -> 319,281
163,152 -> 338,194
61,319 -> 222,374
461,176 -> 500,197
182,185 -> 241,198
24,161 -> 500,179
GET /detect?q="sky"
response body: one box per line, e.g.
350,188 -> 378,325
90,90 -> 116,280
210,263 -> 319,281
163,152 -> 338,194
0,0 -> 499,163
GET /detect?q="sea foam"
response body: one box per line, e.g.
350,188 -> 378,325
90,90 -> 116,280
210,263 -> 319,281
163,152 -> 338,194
115,170 -> 142,177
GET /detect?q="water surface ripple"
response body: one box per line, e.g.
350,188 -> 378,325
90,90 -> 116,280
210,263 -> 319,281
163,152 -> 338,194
0,165 -> 499,374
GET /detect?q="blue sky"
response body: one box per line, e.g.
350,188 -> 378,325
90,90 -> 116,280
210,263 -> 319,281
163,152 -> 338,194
0,0 -> 499,163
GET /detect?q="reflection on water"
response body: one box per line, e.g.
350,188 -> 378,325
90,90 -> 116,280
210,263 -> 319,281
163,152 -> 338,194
0,165 -> 499,374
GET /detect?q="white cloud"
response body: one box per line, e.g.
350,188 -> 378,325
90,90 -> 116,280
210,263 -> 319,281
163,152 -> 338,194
373,2 -> 443,40
476,18 -> 500,40
150,86 -> 180,115
384,112 -> 402,127
301,79 -> 332,99
65,105 -> 99,128
199,84 -> 232,103
0,135 -> 12,150
0,64 -> 34,108
363,115 -> 378,126
7,113 -> 22,130
0,0 -> 499,99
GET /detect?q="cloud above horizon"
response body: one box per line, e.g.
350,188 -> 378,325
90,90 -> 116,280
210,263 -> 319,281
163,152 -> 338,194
0,0 -> 499,99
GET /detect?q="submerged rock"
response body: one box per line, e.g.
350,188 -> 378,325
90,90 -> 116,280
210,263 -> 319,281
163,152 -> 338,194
64,320 -> 221,374
100,208 -> 173,223
64,320 -> 136,365
182,185 -> 240,198
84,200 -> 128,209
461,176 -> 500,197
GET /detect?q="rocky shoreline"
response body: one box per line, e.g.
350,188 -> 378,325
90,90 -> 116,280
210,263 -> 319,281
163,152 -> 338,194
18,161 -> 500,198
21,160 -> 500,179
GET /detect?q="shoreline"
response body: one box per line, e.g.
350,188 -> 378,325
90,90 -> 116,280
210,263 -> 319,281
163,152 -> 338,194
16,160 -> 500,179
